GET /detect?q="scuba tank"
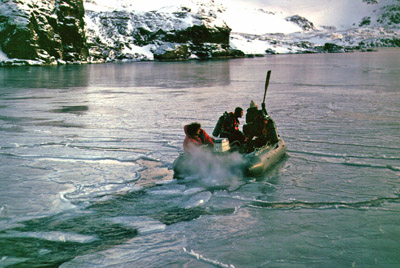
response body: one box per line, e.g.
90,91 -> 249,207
212,112 -> 227,137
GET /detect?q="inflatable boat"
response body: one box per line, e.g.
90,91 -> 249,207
242,138 -> 286,176
173,137 -> 286,179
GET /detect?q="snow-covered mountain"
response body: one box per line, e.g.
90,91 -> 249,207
223,0 -> 400,54
0,0 -> 399,66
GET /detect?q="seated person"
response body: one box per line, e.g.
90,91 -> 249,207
246,100 -> 261,124
254,115 -> 279,147
183,122 -> 214,153
244,100 -> 265,139
243,101 -> 279,150
219,107 -> 246,145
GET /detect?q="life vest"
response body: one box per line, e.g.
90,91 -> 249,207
222,112 -> 239,131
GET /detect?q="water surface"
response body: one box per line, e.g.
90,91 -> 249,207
0,49 -> 399,267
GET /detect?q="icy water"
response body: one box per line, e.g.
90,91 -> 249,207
0,49 -> 399,268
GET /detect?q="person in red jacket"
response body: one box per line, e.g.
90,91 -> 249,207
183,122 -> 215,153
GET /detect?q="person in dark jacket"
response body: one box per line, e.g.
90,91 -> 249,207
245,100 -> 261,124
261,103 -> 279,145
243,100 -> 265,140
243,101 -> 279,150
220,107 -> 246,145
183,122 -> 214,153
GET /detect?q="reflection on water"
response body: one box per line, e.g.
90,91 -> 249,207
86,60 -> 232,88
0,65 -> 90,90
50,105 -> 90,114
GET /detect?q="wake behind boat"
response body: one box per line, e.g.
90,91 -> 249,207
173,137 -> 286,179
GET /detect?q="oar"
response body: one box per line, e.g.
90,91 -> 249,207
262,70 -> 271,113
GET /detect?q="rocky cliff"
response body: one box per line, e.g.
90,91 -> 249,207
0,0 -> 88,65
84,1 -> 242,63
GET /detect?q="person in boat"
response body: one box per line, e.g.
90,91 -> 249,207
219,107 -> 246,145
243,101 -> 279,150
245,100 -> 260,123
261,102 -> 279,145
183,122 -> 215,153
243,100 -> 264,140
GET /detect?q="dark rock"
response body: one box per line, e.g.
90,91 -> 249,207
153,43 -> 191,61
286,15 -> 315,31
170,25 -> 231,45
323,43 -> 345,53
378,4 -> 400,25
55,0 -> 89,62
212,48 -> 245,58
362,0 -> 379,4
359,17 -> 371,27
0,0 -> 88,64
265,48 -> 277,54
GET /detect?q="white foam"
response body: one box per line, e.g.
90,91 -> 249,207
0,231 -> 98,243
183,191 -> 212,208
109,216 -> 166,234
0,256 -> 30,267
0,48 -> 9,61
183,187 -> 205,195
183,247 -> 236,268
